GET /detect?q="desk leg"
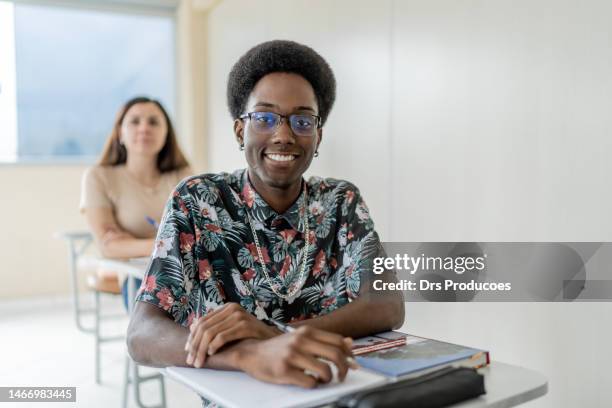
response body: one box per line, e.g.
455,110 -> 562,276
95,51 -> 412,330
122,355 -> 130,408
94,290 -> 101,384
127,274 -> 136,314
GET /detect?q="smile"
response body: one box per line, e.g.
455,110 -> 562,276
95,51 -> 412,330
265,153 -> 297,162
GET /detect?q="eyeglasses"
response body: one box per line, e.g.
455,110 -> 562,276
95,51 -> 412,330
240,111 -> 321,137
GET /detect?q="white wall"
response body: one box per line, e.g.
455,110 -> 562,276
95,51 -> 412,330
0,165 -> 88,298
204,1 -> 612,407
390,0 -> 612,242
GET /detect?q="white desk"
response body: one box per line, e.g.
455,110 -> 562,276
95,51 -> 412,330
450,362 -> 547,407
167,361 -> 547,408
80,256 -> 149,311
93,256 -> 149,278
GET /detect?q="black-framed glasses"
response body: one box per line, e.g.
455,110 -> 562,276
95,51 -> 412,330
239,111 -> 321,137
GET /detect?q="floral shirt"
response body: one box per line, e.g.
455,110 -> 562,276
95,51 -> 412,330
136,168 -> 384,326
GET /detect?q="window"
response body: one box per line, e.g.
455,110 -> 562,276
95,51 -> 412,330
0,1 -> 176,163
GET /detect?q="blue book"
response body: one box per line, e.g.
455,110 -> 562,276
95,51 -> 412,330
355,332 -> 490,378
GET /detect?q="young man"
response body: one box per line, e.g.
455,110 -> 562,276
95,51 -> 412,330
127,40 -> 404,392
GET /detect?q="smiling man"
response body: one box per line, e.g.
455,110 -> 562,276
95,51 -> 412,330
127,40 -> 404,398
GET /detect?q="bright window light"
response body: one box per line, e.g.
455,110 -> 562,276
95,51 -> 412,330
0,1 -> 18,163
0,1 -> 176,163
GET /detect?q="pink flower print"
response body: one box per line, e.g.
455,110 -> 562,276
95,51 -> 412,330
280,256 -> 291,278
345,190 -> 355,204
312,250 -> 326,277
216,281 -> 226,300
242,183 -> 255,208
179,232 -> 195,253
179,200 -> 189,216
198,259 -> 212,280
242,268 -> 256,281
205,223 -> 222,233
329,257 -> 338,269
142,275 -> 156,292
186,178 -> 202,188
279,229 -> 297,244
156,288 -> 174,311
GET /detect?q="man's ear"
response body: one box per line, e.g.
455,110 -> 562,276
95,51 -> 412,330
234,119 -> 244,147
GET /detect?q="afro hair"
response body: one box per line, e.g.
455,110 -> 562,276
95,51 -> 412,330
227,40 -> 336,126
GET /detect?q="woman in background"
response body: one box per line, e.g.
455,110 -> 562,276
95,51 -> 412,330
80,96 -> 192,306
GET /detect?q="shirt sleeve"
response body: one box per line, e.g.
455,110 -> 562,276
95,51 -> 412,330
336,184 -> 386,300
135,182 -> 198,326
79,166 -> 112,212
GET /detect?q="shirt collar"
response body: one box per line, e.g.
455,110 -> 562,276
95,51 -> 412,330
239,169 -> 308,233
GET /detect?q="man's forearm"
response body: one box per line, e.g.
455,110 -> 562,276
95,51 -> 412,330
127,304 -> 249,370
291,293 -> 405,338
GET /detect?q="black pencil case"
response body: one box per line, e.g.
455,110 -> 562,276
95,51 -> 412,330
334,366 -> 486,408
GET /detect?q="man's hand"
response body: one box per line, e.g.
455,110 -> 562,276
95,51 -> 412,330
186,303 -> 280,368
237,326 -> 358,388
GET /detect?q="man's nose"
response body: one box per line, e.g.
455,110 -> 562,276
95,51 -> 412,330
271,118 -> 296,144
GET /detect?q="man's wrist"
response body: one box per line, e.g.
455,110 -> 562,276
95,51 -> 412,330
231,338 -> 262,371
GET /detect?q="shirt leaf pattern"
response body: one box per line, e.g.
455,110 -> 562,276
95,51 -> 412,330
136,169 -> 385,330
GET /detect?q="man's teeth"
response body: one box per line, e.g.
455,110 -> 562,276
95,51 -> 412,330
266,154 -> 296,162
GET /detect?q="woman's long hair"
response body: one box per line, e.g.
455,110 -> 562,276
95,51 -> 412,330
98,96 -> 189,172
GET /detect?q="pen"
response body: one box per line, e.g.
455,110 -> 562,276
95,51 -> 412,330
267,317 -> 295,333
145,216 -> 159,230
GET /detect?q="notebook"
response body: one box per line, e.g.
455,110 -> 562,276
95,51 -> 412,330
352,331 -> 408,355
355,332 -> 489,378
165,365 -> 387,408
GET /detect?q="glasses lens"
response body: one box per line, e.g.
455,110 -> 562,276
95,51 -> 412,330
289,114 -> 317,136
250,112 -> 279,134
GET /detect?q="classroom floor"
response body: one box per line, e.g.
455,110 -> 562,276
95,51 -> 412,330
0,295 -> 202,408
